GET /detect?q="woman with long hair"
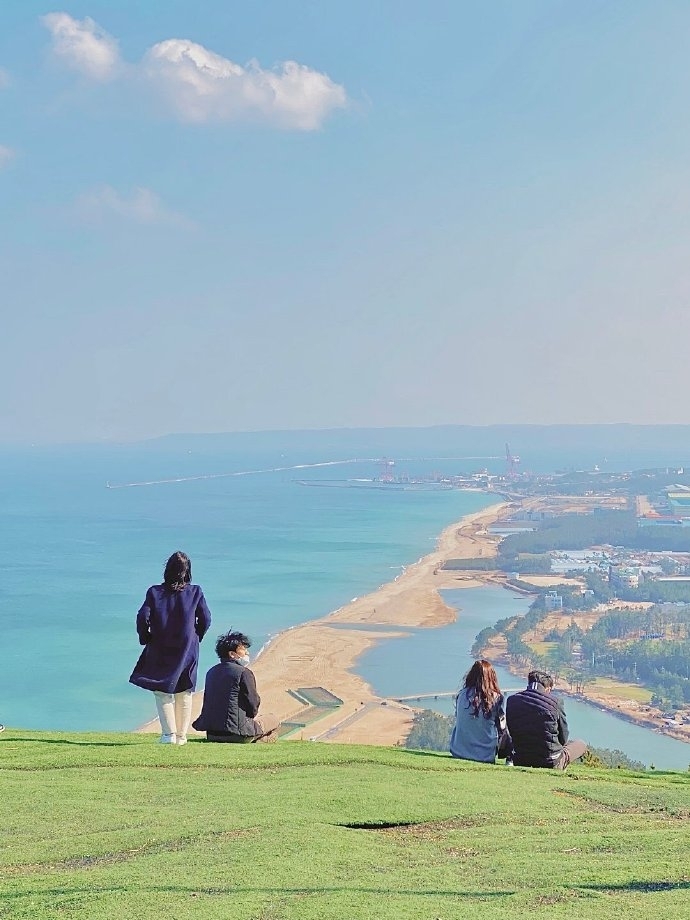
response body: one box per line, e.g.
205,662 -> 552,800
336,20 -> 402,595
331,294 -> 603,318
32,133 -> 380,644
450,659 -> 512,763
129,551 -> 212,745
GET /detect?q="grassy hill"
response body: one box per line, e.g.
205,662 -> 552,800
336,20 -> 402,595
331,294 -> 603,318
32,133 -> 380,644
1,731 -> 689,919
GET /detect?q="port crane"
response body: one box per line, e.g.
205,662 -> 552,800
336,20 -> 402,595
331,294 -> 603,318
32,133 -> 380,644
505,443 -> 520,478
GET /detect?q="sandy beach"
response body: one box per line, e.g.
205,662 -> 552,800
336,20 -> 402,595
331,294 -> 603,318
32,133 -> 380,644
138,491 -> 690,748
248,501 -> 510,743
138,500 -> 510,742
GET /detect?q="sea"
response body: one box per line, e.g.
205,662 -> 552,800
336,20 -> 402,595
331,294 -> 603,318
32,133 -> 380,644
3,425 -> 690,769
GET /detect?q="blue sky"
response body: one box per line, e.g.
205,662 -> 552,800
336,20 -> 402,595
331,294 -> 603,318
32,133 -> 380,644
2,2 -> 690,443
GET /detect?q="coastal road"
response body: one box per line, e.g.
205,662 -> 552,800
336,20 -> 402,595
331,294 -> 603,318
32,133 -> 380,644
310,699 -> 418,744
310,702 -> 382,741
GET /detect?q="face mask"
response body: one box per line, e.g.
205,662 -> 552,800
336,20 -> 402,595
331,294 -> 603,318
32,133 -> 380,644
235,654 -> 250,666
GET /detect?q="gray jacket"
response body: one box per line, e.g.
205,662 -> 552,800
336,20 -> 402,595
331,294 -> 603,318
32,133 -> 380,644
192,660 -> 261,737
450,688 -> 506,763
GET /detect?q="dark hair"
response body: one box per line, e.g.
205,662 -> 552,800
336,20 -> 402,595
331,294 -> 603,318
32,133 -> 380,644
462,659 -> 502,717
528,670 -> 554,690
216,631 -> 251,660
163,551 -> 192,591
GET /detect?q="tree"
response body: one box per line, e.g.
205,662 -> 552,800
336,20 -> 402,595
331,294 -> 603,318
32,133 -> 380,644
405,710 -> 454,752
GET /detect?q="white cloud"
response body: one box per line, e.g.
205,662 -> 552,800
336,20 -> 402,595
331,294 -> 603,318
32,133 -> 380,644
75,185 -> 192,227
143,40 -> 348,129
0,67 -> 10,89
42,12 -> 120,81
41,13 -> 347,130
0,145 -> 15,169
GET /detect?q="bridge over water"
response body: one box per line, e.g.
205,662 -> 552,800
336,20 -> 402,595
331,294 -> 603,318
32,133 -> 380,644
392,689 -> 523,702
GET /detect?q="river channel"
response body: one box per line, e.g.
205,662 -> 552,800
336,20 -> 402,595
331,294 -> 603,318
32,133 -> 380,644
355,584 -> 690,771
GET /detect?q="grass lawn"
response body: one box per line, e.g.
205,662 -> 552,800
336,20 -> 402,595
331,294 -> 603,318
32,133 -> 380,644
1,730 -> 690,919
590,678 -> 653,704
526,640 -> 557,656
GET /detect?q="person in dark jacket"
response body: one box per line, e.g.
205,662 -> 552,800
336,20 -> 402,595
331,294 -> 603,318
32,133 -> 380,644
192,631 -> 280,743
506,670 -> 587,770
129,551 -> 212,745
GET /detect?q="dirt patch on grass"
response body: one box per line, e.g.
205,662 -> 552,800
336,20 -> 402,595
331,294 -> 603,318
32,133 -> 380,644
340,814 -> 491,837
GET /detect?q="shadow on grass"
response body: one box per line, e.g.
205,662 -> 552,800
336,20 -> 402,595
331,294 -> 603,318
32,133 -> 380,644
5,829 -> 255,877
398,749 -> 452,760
3,738 -> 139,747
579,880 -> 690,893
1,885 -> 515,900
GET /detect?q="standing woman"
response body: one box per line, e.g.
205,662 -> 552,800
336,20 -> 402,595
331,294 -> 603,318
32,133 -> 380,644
129,552 -> 211,745
450,659 -> 512,764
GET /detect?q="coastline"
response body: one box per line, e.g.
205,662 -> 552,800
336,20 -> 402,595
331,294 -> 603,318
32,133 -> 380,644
250,500 -> 510,744
482,598 -> 690,746
137,491 -> 690,748
137,499 -> 510,741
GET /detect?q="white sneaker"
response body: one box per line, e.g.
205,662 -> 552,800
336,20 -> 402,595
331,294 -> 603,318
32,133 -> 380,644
176,736 -> 188,746
158,734 -> 177,744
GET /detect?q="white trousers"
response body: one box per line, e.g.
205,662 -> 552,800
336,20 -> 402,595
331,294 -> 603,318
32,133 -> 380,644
153,690 -> 193,741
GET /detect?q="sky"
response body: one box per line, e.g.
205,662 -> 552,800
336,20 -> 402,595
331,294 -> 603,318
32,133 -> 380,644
2,1 -> 690,443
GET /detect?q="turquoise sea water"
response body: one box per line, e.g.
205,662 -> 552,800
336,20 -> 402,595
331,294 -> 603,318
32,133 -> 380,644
0,439 -> 497,731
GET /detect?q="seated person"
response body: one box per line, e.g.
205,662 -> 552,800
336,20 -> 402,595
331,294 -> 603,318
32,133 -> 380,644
192,631 -> 280,743
450,659 -> 512,764
506,670 -> 587,770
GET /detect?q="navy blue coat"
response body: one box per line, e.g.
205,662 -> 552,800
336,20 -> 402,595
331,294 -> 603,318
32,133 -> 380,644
129,583 -> 211,694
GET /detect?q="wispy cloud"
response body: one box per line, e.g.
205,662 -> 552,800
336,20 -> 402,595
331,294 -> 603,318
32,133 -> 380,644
0,67 -> 10,90
75,185 -> 193,228
41,12 -> 347,130
41,12 -> 120,81
0,145 -> 16,169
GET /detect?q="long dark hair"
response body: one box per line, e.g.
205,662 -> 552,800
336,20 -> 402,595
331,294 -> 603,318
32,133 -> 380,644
163,551 -> 192,591
462,659 -> 501,717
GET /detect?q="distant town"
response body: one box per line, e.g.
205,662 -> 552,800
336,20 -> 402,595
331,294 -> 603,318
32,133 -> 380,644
435,452 -> 690,744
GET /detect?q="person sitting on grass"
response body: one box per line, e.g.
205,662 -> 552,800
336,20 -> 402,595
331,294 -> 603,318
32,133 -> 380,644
506,670 -> 587,770
192,631 -> 280,743
450,659 -> 512,764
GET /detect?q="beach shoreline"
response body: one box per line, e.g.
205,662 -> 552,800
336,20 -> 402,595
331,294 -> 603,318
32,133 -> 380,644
137,498 -> 511,741
137,491 -> 690,749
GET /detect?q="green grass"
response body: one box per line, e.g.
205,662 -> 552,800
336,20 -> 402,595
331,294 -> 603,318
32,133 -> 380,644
526,640 -> 557,656
1,731 -> 690,919
590,677 -> 653,704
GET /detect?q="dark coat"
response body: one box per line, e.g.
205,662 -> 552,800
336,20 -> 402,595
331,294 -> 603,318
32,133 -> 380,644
192,660 -> 261,737
505,687 -> 568,768
129,583 -> 211,694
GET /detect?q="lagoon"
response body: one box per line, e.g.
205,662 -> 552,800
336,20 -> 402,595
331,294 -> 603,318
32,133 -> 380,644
355,584 -> 690,771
